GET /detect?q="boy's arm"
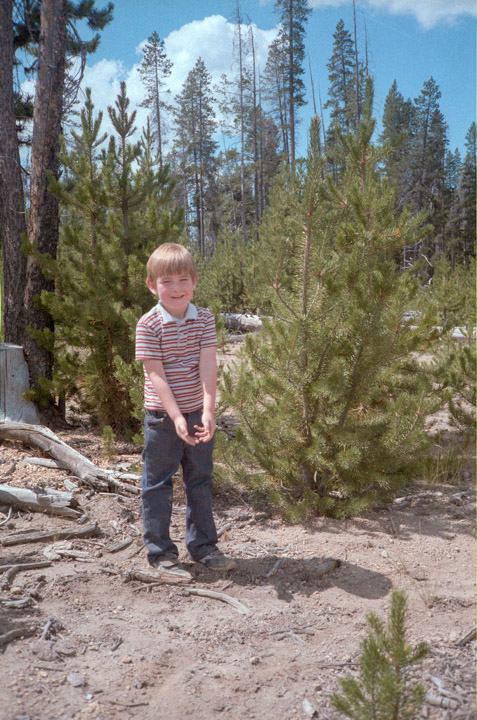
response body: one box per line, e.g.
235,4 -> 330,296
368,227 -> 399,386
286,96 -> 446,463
142,358 -> 199,445
195,345 -> 217,442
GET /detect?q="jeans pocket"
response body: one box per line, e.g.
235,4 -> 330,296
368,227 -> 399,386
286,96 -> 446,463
146,412 -> 168,428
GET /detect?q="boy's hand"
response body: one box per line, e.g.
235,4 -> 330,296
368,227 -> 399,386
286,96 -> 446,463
174,415 -> 200,445
193,411 -> 216,443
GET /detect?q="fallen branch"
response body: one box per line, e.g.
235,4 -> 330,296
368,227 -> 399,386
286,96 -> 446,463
0,624 -> 38,649
0,484 -> 81,518
456,627 -> 476,646
0,507 -> 13,527
217,522 -> 232,538
0,422 -> 111,492
1,522 -> 100,547
108,538 -> 134,553
185,587 -> 252,615
265,558 -> 283,578
1,560 -> 52,589
123,567 -> 192,586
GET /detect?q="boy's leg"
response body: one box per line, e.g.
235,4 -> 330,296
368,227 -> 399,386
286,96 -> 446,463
142,411 -> 183,565
182,409 -> 218,562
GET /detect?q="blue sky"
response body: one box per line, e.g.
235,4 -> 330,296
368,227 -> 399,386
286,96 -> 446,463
68,0 -> 475,157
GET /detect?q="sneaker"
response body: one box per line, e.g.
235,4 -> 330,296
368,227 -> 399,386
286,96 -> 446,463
150,555 -> 192,582
197,549 -> 236,571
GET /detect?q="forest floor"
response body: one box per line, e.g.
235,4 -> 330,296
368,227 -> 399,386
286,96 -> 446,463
0,346 -> 475,720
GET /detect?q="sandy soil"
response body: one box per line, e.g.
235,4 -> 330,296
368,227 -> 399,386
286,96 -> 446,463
0,356 -> 475,720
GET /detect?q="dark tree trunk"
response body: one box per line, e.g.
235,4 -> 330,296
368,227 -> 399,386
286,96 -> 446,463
0,0 -> 28,345
23,0 -> 67,394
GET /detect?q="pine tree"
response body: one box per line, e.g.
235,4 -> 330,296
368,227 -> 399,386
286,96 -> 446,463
325,18 -> 366,178
139,31 -> 173,168
379,80 -> 415,209
457,123 -> 476,261
273,0 -> 311,165
222,114 -> 440,518
331,590 -> 428,720
171,58 -> 218,255
262,34 -> 290,161
34,88 -> 182,433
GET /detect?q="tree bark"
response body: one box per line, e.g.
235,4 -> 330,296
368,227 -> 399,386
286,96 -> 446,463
23,0 -> 67,394
0,0 -> 28,345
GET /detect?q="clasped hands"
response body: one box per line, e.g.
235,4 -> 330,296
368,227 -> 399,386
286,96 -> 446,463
173,411 -> 215,445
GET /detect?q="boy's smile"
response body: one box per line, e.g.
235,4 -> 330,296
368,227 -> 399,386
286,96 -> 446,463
147,272 -> 198,319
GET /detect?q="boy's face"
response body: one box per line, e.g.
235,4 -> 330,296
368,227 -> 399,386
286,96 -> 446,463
147,271 -> 198,319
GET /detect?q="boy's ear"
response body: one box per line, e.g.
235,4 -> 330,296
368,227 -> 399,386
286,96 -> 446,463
146,277 -> 158,295
192,273 -> 199,289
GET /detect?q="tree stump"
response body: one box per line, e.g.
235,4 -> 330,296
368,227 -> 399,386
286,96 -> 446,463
0,343 -> 41,424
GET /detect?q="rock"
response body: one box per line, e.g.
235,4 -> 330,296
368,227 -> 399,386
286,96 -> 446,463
68,672 -> 86,688
303,698 -> 317,717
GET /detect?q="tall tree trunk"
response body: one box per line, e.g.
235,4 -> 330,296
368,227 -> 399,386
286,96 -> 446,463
23,0 -> 67,394
0,0 -> 28,345
288,0 -> 295,166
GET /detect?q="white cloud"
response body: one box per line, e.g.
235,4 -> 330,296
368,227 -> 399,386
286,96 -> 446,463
70,15 -> 278,149
308,0 -> 476,29
161,15 -> 277,95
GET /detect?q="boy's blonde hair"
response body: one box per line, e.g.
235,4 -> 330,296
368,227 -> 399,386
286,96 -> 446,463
146,243 -> 197,283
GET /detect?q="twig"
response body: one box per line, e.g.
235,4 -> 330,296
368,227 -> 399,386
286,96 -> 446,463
217,522 -> 232,538
0,507 -> 13,527
1,522 -> 100,547
184,587 -> 252,615
40,618 -> 53,641
0,624 -> 37,649
1,560 -> 52,589
265,558 -> 283,578
108,538 -> 134,553
127,544 -> 144,559
456,627 -> 476,646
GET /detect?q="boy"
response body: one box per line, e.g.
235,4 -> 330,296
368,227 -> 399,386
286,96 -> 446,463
135,243 -> 235,581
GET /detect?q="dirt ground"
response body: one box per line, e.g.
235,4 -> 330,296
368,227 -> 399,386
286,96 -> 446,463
0,354 -> 475,720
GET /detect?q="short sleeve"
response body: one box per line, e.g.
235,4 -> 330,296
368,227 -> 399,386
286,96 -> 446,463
135,319 -> 162,361
200,311 -> 217,348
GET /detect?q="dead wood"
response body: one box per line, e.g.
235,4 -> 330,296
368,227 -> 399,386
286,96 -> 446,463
0,422 -> 111,492
0,484 -> 81,518
0,624 -> 38,649
1,560 -> 52,589
108,538 -> 134,553
1,522 -> 100,547
123,567 -> 192,586
185,587 -> 252,615
314,558 -> 341,576
456,627 -> 476,646
23,457 -> 63,469
0,507 -> 13,526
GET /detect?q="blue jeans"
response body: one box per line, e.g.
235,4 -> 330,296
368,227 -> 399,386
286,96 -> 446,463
141,409 -> 218,564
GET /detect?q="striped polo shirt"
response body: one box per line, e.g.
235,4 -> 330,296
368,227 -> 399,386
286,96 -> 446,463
135,302 -> 217,412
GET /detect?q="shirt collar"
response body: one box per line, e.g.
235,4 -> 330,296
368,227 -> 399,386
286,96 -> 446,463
157,301 -> 198,324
